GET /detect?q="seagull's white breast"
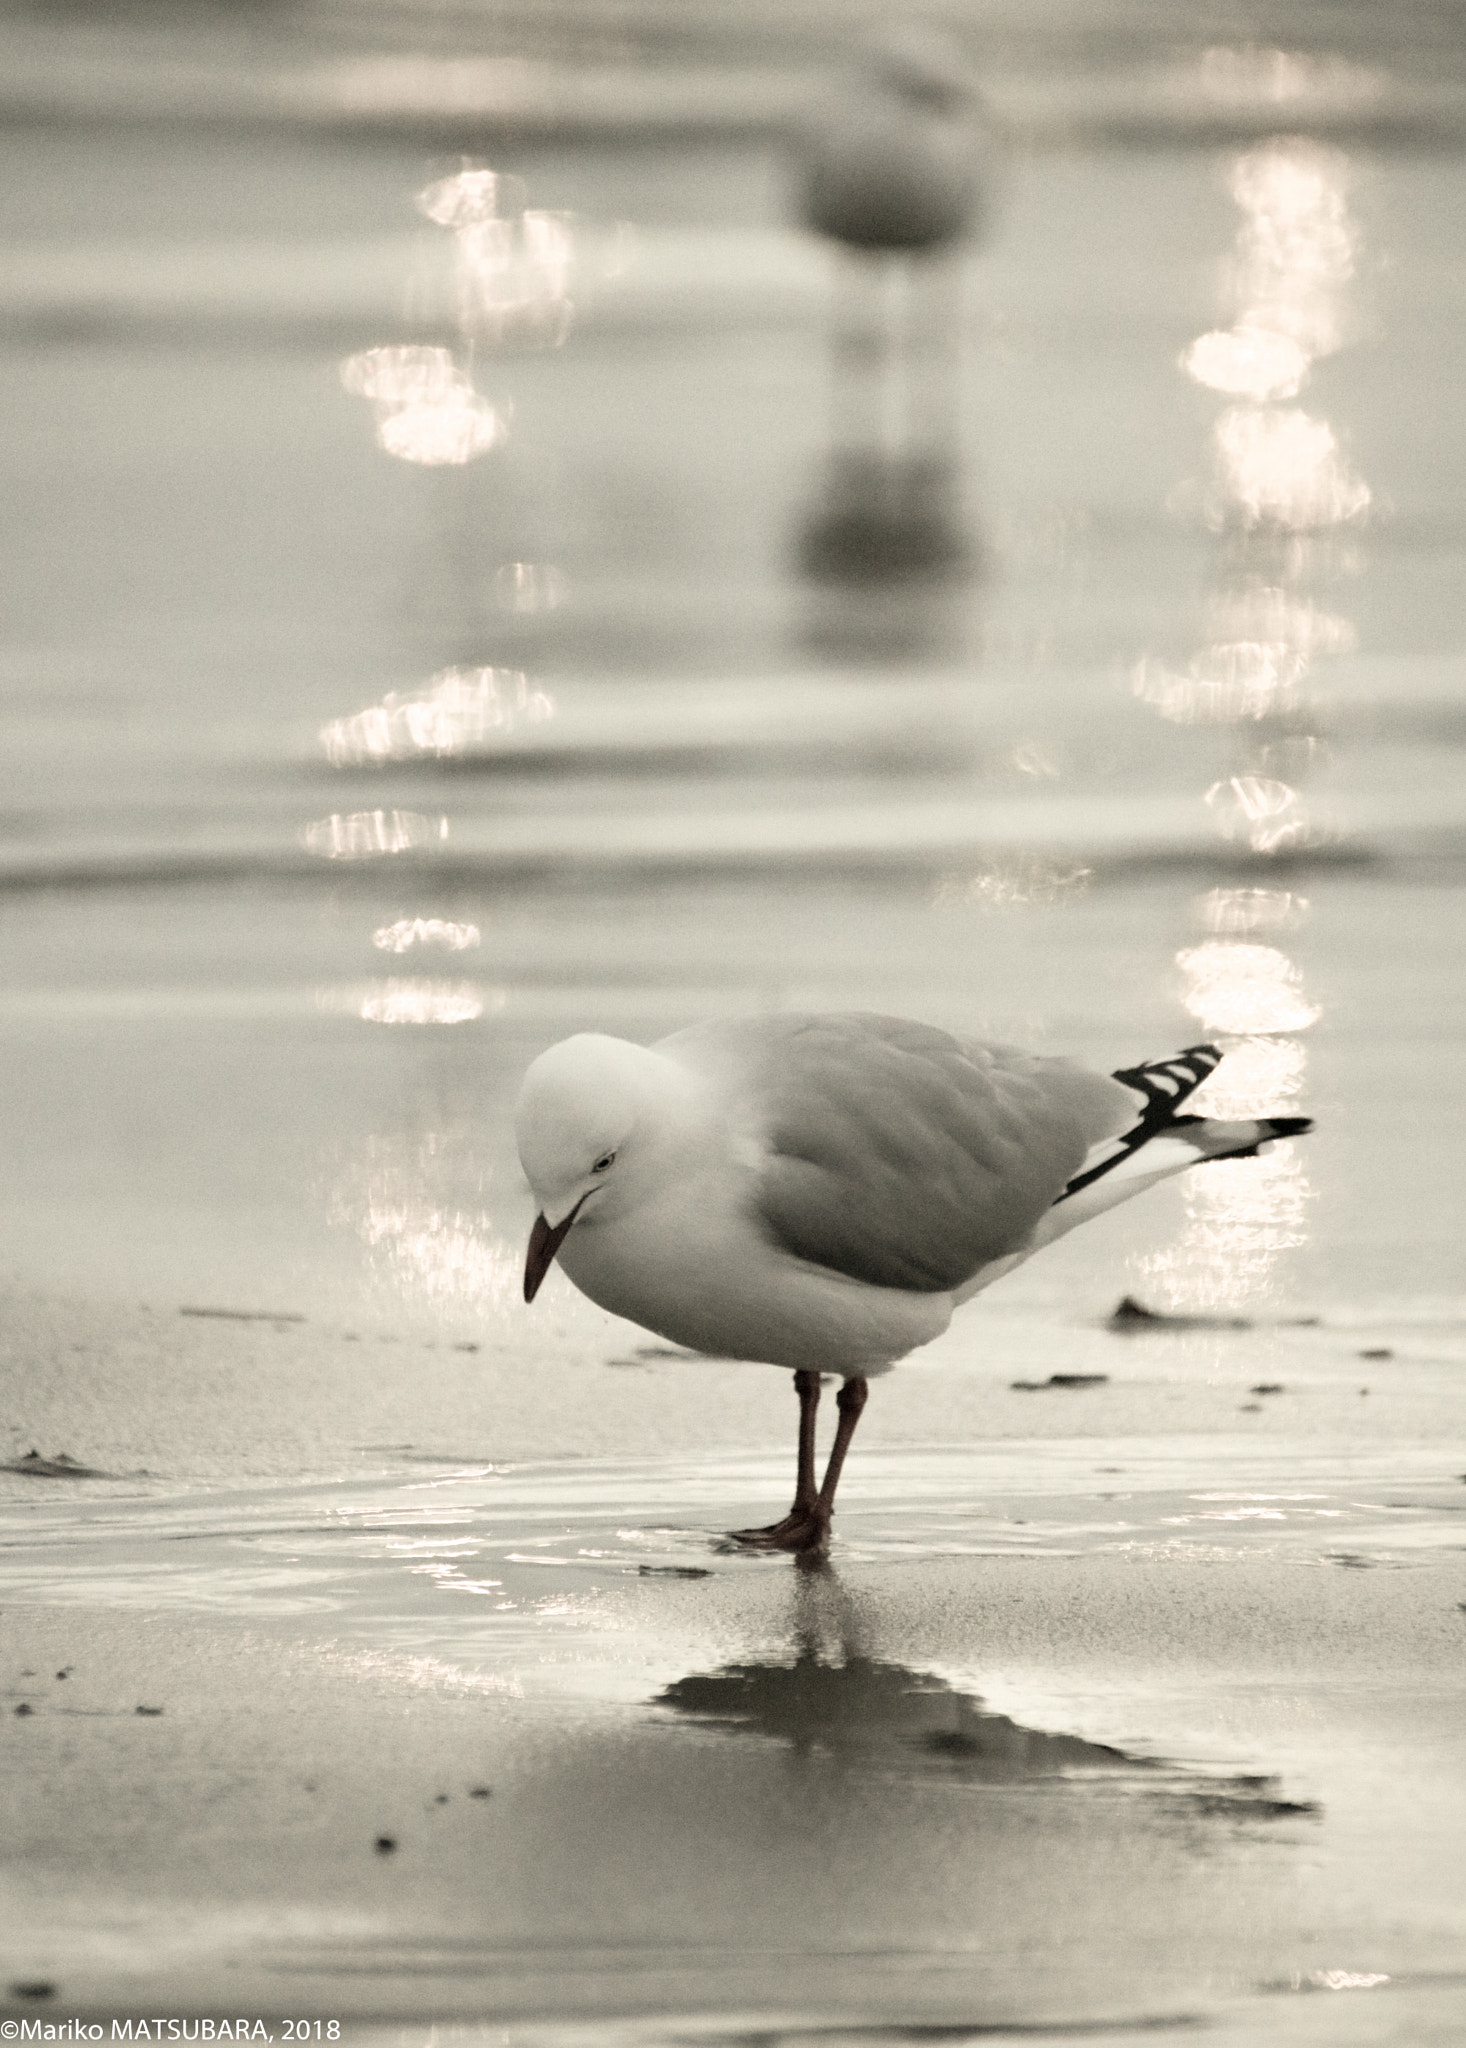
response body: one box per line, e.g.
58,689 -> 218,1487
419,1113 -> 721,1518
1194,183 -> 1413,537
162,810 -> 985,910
556,1161 -> 952,1374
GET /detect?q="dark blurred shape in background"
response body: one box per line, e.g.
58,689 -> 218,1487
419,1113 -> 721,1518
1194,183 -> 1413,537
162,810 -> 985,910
797,22 -> 987,587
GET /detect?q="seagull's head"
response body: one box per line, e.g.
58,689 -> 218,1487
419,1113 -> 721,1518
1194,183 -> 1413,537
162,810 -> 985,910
515,1032 -> 683,1303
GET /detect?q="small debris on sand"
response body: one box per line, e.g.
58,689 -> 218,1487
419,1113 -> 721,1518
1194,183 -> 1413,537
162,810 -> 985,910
13,1702 -> 33,1717
1108,1295 -> 1321,1332
1359,1347 -> 1394,1360
453,1342 -> 479,1353
1011,1373 -> 1109,1391
638,1564 -> 713,1578
180,1306 -> 305,1322
468,1787 -> 491,1799
1109,1294 -> 1252,1330
374,1835 -> 397,1854
9,1984 -> 56,2002
1185,1790 -> 1320,1820
1250,1383 -> 1285,1395
135,1705 -> 164,1716
2,1450 -> 110,1479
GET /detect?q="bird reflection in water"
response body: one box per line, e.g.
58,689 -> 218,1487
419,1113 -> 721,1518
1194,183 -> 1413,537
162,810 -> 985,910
661,1642 -> 1136,1781
656,1576 -> 1314,1819
795,27 -> 987,590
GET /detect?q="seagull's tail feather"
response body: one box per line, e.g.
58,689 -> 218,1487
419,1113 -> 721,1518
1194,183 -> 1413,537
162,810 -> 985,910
950,1053 -> 1313,1302
1204,1112 -> 1313,1158
1054,1042 -> 1223,1208
1027,1036 -> 1314,1260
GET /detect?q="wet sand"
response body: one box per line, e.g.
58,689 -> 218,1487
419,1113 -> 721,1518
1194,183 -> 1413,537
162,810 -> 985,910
2,1398 -> 1464,2043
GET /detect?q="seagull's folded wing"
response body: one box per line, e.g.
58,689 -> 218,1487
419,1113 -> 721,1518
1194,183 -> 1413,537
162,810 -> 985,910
659,1013 -> 1133,1295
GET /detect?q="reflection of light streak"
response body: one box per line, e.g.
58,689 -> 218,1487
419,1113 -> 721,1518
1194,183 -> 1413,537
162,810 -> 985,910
1204,773 -> 1314,854
339,346 -> 504,466
1189,1032 -> 1307,1118
1212,406 -> 1369,530
1183,325 -> 1308,401
418,168 -> 527,229
1205,585 -> 1354,660
408,1563 -> 506,1597
1179,138 -> 1351,417
416,164 -> 580,350
495,561 -> 566,614
1135,990 -> 1315,1313
1195,886 -> 1307,935
358,980 -> 487,1026
373,919 -> 481,953
932,860 -> 1092,908
1196,47 -> 1382,117
320,668 -> 554,765
376,394 -> 501,465
454,211 -> 577,347
340,345 -> 459,406
1230,138 -> 1357,360
1133,591 -> 1353,729
302,811 -> 448,859
326,1131 -> 520,1314
1177,940 -> 1320,1033
1133,639 -> 1305,723
1308,1973 -> 1390,1992
1137,1148 -> 1311,1311
316,981 -> 506,1024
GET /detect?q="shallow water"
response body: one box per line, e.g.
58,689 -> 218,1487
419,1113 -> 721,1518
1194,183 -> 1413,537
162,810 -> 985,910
1,4 -> 1465,2042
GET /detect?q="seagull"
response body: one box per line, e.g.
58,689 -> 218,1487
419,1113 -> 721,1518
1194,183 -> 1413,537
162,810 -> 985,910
799,26 -> 987,254
515,1013 -> 1311,1553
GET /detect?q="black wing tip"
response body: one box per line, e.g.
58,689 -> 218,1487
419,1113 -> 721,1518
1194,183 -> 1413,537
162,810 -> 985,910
1207,1113 -> 1315,1162
1265,1115 -> 1313,1138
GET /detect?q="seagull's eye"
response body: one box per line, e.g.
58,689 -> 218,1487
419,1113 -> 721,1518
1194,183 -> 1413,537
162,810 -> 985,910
591,1150 -> 617,1174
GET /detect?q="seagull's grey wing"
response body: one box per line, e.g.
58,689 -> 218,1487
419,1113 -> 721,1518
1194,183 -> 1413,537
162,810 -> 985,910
659,1013 -> 1132,1294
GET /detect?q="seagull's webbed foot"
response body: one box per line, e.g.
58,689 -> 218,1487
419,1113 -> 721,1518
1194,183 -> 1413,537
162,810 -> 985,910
728,1504 -> 831,1553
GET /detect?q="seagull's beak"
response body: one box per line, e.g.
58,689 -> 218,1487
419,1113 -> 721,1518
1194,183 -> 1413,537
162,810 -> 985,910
523,1193 -> 590,1304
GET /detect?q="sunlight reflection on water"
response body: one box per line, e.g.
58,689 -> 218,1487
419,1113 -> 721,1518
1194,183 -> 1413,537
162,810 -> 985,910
1138,915 -> 1316,1312
339,344 -> 504,465
1128,132 -> 1372,1311
323,1126 -> 521,1312
372,918 -> 482,954
301,810 -> 449,858
320,667 -> 554,765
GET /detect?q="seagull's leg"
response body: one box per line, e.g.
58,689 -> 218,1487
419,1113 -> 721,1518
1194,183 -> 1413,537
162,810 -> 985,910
730,1374 -> 869,1554
814,1375 -> 869,1525
730,1370 -> 823,1545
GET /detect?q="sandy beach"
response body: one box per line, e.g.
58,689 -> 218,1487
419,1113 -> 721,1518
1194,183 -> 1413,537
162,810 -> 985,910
3,2 -> 1466,2041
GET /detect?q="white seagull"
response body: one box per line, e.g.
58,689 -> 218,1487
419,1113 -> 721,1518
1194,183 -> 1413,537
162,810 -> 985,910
516,1013 -> 1311,1553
